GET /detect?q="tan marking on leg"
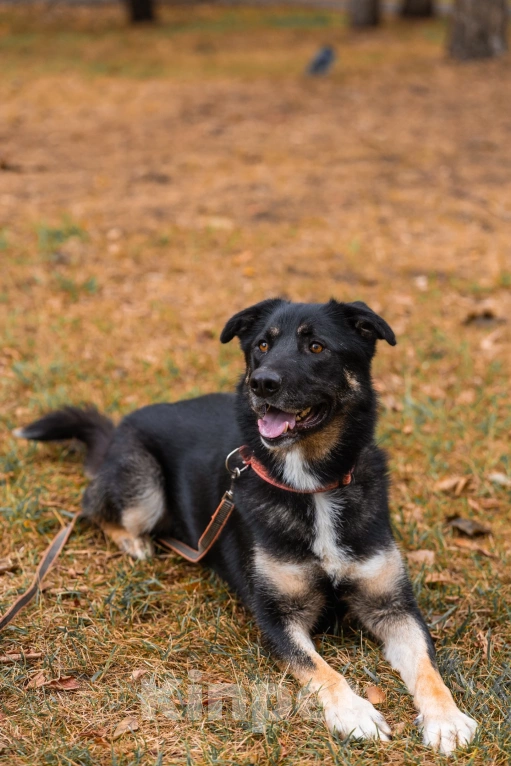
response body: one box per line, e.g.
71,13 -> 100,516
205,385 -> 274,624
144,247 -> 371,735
99,521 -> 154,560
253,548 -> 315,597
287,626 -> 392,741
375,615 -> 477,754
349,547 -> 404,596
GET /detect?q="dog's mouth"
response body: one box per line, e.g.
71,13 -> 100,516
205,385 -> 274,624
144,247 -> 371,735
257,404 -> 328,441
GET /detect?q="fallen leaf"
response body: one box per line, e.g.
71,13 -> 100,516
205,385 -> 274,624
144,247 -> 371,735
381,394 -> 403,412
480,328 -> 504,352
488,472 -> 511,488
131,668 -> 148,682
366,685 -> 385,704
455,389 -> 476,406
79,726 -> 109,745
425,572 -> 454,586
435,475 -> 473,495
407,550 -> 435,565
46,676 -> 81,691
479,498 -> 501,510
0,559 -> 17,575
447,516 -> 491,537
467,498 -> 482,512
451,539 -> 497,558
0,652 -> 43,663
402,424 -> 413,435
26,671 -> 47,689
113,716 -> 139,740
463,300 -> 505,327
421,383 -> 446,399
393,721 -> 407,735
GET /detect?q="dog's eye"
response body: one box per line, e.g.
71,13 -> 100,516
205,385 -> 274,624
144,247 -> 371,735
258,341 -> 269,353
310,342 -> 324,354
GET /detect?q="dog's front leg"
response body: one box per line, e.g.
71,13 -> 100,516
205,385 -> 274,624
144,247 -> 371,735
348,547 -> 478,754
250,560 -> 391,743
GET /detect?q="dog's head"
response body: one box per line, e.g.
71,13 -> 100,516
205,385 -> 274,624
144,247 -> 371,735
220,298 -> 395,453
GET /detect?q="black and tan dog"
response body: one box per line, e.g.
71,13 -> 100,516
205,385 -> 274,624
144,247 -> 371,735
16,298 -> 477,753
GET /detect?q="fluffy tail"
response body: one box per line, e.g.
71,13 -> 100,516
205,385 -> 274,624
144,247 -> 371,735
13,406 -> 115,478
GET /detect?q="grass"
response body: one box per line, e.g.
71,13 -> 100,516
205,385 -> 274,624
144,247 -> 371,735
1,3 -> 511,765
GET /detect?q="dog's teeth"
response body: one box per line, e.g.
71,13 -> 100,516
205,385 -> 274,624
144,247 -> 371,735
283,422 -> 289,434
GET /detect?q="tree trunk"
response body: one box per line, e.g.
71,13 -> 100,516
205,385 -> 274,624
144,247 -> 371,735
448,0 -> 508,60
349,0 -> 380,27
126,0 -> 155,24
401,0 -> 434,18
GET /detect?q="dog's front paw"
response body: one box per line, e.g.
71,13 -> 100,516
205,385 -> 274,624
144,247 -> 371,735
417,709 -> 478,754
321,687 -> 391,742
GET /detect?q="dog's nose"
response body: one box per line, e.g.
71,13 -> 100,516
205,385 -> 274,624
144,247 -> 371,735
249,369 -> 282,398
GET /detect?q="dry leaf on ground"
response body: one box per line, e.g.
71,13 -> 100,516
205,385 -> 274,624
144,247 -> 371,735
450,539 -> 496,558
435,476 -> 473,495
113,717 -> 140,740
406,550 -> 435,565
446,516 -> 491,537
131,668 -> 148,682
425,573 -> 455,586
479,498 -> 502,510
0,652 -> 43,663
488,472 -> 511,488
366,685 -> 385,704
476,631 -> 489,659
463,300 -> 505,327
45,676 -> 81,691
455,389 -> 476,406
26,671 -> 47,689
0,559 -> 18,575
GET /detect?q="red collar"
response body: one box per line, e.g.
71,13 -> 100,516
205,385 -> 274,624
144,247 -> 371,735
239,446 -> 353,494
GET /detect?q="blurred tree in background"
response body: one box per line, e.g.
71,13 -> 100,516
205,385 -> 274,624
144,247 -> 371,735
449,0 -> 508,59
126,0 -> 155,23
400,0 -> 434,17
349,0 -> 380,27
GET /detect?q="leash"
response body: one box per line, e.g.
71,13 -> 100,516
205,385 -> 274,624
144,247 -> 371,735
0,446 -> 352,631
0,512 -> 80,632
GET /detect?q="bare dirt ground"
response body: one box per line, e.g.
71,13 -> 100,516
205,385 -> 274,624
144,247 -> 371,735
0,4 -> 510,765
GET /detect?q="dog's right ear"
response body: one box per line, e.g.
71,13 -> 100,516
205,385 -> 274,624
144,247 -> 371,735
220,299 -> 284,344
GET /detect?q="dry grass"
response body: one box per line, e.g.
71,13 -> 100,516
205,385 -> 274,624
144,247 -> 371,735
1,3 -> 511,764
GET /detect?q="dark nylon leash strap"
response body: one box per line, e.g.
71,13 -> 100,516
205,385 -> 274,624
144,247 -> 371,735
0,493 -> 236,631
0,513 -> 80,632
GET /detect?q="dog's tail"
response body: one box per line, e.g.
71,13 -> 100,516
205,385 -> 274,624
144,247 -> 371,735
13,406 -> 115,478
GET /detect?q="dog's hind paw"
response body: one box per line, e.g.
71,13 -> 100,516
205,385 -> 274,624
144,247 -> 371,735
321,688 -> 392,742
417,710 -> 478,754
101,522 -> 154,560
119,534 -> 154,560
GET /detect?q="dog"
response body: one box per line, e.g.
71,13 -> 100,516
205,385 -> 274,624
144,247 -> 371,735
15,298 -> 477,753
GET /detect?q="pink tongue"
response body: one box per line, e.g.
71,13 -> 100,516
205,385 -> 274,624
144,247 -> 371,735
258,409 -> 296,439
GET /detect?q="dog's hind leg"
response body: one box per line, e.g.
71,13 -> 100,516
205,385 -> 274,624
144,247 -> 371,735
82,435 -> 165,561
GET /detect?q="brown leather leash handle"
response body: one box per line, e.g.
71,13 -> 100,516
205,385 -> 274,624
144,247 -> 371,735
0,513 -> 80,632
156,490 -> 235,563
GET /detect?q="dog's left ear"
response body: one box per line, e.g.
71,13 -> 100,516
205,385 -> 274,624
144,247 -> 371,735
337,300 -> 396,346
220,299 -> 285,344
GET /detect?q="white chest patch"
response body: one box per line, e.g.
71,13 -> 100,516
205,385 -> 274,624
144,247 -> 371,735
281,448 -> 351,582
312,492 -> 351,583
282,449 -> 321,491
